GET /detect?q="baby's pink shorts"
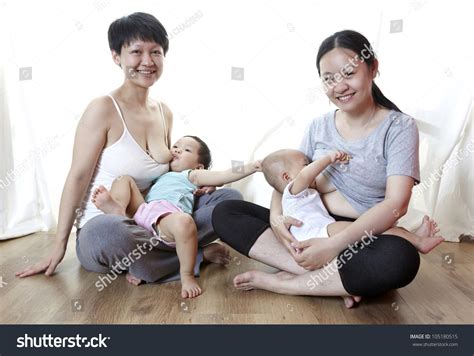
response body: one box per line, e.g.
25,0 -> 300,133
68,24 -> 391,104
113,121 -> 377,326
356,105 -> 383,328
133,200 -> 182,247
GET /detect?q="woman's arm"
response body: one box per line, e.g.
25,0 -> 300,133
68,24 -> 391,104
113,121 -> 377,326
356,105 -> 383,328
293,175 -> 415,270
188,160 -> 261,187
16,98 -> 111,277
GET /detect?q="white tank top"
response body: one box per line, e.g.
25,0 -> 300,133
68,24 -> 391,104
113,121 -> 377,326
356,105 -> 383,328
76,95 -> 170,228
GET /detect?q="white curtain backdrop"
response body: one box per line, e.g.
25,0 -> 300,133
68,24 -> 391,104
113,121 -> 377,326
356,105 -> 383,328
0,6 -> 56,239
0,0 -> 472,241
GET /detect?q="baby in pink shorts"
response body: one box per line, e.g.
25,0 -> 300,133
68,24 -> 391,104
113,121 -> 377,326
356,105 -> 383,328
92,135 -> 261,298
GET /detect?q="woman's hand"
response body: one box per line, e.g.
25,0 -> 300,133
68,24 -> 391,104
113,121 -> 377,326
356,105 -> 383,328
270,215 -> 302,256
15,240 -> 67,278
292,238 -> 339,270
193,186 -> 217,196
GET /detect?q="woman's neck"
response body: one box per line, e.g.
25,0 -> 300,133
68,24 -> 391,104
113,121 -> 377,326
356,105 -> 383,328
340,100 -> 379,129
115,81 -> 150,108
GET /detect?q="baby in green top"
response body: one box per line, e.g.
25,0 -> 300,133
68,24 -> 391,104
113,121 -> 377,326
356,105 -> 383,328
92,135 -> 261,298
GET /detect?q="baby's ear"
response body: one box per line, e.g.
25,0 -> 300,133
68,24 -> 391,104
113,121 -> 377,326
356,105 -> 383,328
195,164 -> 205,170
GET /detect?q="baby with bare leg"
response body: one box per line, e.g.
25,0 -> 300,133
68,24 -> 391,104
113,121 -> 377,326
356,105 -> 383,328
91,135 -> 261,298
261,149 -> 444,256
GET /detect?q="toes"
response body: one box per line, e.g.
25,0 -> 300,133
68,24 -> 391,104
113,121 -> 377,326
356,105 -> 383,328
234,282 -> 250,290
343,296 -> 354,309
233,273 -> 248,286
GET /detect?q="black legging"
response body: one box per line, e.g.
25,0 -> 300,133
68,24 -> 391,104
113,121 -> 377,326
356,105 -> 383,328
212,200 -> 420,297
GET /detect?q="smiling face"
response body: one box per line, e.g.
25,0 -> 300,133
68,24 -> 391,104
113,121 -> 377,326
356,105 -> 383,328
170,137 -> 205,172
113,40 -> 164,88
320,48 -> 377,114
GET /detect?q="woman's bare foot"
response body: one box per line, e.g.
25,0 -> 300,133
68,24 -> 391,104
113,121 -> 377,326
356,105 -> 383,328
126,272 -> 142,286
413,216 -> 444,254
91,185 -> 126,215
342,295 -> 362,309
181,275 -> 202,298
415,215 -> 440,237
234,270 -> 266,291
203,242 -> 231,265
233,270 -> 296,292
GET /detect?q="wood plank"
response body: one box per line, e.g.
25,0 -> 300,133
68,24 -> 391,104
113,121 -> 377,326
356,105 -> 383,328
1,233 -> 473,324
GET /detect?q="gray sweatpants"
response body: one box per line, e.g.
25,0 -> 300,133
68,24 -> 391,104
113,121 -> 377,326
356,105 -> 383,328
76,188 -> 242,283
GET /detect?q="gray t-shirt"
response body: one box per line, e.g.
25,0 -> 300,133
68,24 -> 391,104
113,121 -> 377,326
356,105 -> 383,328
299,110 -> 420,214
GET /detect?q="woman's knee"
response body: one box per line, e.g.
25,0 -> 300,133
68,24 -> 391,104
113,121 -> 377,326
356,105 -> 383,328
338,234 -> 420,297
77,214 -> 146,259
212,200 -> 244,230
218,188 -> 243,201
212,200 -> 270,256
79,214 -> 131,242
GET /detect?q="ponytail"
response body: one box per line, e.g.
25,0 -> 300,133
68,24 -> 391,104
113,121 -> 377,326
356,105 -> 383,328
372,82 -> 402,112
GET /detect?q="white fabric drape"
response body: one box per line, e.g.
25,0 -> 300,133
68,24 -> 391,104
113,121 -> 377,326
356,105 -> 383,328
0,0 -> 472,241
0,5 -> 56,239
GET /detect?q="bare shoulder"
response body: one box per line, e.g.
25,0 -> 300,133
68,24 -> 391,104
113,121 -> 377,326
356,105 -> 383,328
147,98 -> 173,126
80,95 -> 116,129
159,101 -> 173,125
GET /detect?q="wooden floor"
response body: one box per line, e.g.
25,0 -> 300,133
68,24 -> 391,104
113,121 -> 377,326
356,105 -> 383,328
0,232 -> 473,324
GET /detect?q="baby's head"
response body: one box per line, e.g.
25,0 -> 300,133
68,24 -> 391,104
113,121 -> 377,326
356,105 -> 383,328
262,149 -> 309,193
170,136 -> 212,172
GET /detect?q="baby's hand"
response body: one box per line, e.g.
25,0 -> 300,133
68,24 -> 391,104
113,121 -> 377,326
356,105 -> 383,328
253,160 -> 263,172
330,150 -> 350,163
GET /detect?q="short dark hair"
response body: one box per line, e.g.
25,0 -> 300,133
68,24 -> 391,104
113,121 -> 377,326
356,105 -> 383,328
108,12 -> 169,55
185,136 -> 212,169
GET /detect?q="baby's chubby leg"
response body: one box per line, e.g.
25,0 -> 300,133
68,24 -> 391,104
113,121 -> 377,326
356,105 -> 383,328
110,176 -> 146,217
157,212 -> 202,298
91,176 -> 145,217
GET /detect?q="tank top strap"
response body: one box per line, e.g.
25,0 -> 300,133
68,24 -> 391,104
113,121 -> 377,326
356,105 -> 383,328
107,94 -> 127,130
157,101 -> 169,147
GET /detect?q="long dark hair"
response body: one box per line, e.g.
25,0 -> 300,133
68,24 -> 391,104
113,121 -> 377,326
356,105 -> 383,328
316,30 -> 402,112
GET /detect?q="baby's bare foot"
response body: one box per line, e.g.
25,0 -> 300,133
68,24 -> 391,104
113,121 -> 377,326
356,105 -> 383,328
203,242 -> 230,265
126,273 -> 142,286
181,275 -> 202,298
91,185 -> 126,215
